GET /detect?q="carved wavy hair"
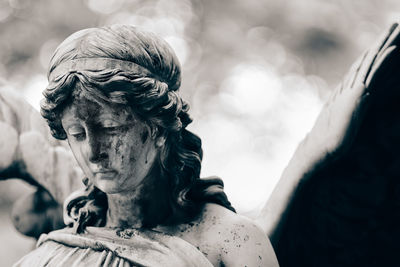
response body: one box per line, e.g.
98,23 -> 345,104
41,25 -> 234,232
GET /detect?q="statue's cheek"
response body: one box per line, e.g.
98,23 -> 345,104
113,137 -> 124,157
109,135 -> 133,166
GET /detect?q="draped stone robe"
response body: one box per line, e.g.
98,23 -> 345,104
14,227 -> 213,267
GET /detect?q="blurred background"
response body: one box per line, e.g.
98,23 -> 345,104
0,0 -> 399,264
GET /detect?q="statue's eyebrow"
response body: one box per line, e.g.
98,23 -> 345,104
95,113 -> 127,122
90,113 -> 136,128
61,110 -> 81,127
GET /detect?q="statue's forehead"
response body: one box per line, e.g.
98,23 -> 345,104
62,96 -> 134,124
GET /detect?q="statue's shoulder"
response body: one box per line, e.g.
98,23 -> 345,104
169,203 -> 279,266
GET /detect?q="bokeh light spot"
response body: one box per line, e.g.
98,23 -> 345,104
220,64 -> 282,115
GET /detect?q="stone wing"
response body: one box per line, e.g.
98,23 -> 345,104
258,22 -> 400,266
0,89 -> 83,237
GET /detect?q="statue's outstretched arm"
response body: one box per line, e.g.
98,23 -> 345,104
258,22 -> 400,266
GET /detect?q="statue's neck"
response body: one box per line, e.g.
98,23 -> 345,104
105,168 -> 171,229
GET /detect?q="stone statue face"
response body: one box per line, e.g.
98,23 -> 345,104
61,95 -> 158,194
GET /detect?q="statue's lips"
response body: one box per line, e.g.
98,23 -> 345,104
93,170 -> 117,179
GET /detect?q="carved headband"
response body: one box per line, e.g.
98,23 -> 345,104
48,58 -> 155,82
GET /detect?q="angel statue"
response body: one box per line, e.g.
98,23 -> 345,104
1,21 -> 400,266
2,24 -> 278,266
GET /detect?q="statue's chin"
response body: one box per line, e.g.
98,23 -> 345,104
94,176 -> 138,195
94,179 -> 121,195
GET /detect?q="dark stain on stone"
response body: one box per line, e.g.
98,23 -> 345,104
115,138 -> 123,154
140,129 -> 149,144
244,235 -> 249,242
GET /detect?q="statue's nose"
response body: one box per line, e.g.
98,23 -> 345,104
86,133 -> 108,163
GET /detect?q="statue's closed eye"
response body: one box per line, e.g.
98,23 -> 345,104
67,125 -> 86,140
102,119 -> 122,128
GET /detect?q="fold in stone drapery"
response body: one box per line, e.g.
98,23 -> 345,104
14,227 -> 213,267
